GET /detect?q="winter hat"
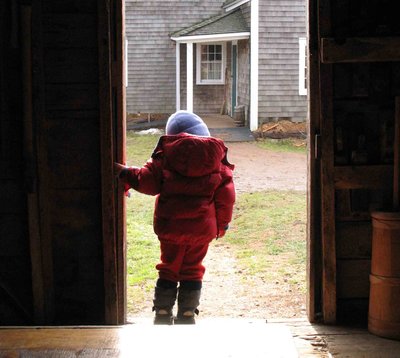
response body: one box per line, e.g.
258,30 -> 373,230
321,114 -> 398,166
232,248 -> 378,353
165,110 -> 210,137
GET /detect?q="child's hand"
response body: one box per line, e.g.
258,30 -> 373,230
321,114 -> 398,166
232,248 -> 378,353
217,229 -> 226,239
216,225 -> 229,239
114,162 -> 127,178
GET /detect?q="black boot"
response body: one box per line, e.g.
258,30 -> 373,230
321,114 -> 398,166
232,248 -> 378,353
152,285 -> 177,325
175,287 -> 201,325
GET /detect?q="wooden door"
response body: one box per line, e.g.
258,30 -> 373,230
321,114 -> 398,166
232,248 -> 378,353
0,2 -> 35,325
22,0 -> 127,325
98,0 -> 127,325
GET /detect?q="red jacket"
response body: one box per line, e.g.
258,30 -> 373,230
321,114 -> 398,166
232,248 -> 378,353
123,133 -> 235,245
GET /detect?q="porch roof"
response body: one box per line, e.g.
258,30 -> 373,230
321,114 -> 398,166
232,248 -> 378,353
222,0 -> 250,11
170,8 -> 249,42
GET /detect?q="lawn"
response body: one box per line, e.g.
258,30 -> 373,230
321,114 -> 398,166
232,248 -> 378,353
125,132 -> 307,314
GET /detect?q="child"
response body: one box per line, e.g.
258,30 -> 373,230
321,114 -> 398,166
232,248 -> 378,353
115,110 -> 235,325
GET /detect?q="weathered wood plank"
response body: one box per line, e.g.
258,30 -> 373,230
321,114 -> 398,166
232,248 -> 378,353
45,84 -> 98,111
43,14 -> 97,48
336,222 -> 372,259
319,0 -> 337,325
32,0 -> 55,323
306,0 -> 321,323
337,260 -> 371,299
42,0 -> 97,14
47,119 -> 100,189
98,0 -> 119,325
334,166 -> 393,189
51,189 -> 104,324
393,97 -> 400,209
22,4 -> 46,324
2,320 -> 400,357
321,37 -> 400,63
111,0 -> 127,325
44,48 -> 98,84
320,62 -> 337,324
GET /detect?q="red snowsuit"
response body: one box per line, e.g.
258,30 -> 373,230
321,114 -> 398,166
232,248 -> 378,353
122,133 -> 235,282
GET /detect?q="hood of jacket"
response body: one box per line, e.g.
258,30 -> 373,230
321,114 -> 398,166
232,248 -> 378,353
152,133 -> 233,177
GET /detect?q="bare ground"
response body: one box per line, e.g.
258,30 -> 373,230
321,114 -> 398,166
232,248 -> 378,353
128,141 -> 307,322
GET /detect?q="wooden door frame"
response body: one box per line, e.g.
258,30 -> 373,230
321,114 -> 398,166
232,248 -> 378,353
100,0 -> 324,326
307,0 -> 337,324
307,0 -> 326,323
98,0 -> 126,325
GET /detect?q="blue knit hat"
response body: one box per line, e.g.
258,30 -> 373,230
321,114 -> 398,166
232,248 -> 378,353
165,110 -> 210,137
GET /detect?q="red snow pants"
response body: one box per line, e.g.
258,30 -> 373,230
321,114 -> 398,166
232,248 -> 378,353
156,241 -> 210,282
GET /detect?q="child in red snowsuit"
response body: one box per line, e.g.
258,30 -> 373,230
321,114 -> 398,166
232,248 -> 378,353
115,110 -> 235,324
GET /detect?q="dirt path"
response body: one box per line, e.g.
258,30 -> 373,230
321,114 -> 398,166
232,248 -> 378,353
228,142 -> 307,192
128,141 -> 307,322
202,142 -> 307,319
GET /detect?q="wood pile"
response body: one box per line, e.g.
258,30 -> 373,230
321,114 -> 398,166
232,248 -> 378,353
256,120 -> 307,139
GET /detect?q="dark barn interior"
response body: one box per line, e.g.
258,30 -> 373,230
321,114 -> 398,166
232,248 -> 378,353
1,0 -> 400,355
0,0 -> 125,326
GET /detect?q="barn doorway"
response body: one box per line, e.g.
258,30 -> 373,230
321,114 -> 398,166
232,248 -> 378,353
118,3 -> 312,324
124,120 -> 308,323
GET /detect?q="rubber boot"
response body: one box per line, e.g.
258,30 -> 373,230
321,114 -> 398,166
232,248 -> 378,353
174,288 -> 201,325
152,286 -> 177,325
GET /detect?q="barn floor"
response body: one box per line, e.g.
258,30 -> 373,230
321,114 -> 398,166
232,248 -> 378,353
1,318 -> 400,357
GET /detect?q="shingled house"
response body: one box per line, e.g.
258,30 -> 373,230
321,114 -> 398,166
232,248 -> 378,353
125,0 -> 307,130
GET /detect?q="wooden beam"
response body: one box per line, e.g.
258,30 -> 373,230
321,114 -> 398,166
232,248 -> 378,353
393,97 -> 400,210
32,0 -> 55,323
319,0 -> 337,325
306,0 -> 321,323
111,0 -> 127,325
98,0 -> 119,325
21,4 -> 45,325
320,63 -> 337,324
334,166 -> 393,190
321,37 -> 400,63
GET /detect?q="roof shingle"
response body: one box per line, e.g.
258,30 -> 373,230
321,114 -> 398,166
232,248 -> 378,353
171,9 -> 249,38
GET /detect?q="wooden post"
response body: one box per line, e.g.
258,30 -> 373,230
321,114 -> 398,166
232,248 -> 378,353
394,97 -> 400,210
98,0 -> 119,325
21,4 -> 46,325
32,0 -> 55,323
111,0 -> 127,325
319,0 -> 337,324
306,0 -> 322,323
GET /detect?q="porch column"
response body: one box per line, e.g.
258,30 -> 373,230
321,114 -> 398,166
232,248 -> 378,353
186,42 -> 193,112
250,0 -> 259,131
175,42 -> 180,111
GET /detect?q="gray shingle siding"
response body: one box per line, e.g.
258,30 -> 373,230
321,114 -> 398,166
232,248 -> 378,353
126,0 -> 307,124
258,0 -> 307,123
125,1 -> 224,114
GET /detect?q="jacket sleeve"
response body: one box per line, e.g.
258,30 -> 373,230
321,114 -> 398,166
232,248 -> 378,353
214,166 -> 236,230
121,158 -> 163,196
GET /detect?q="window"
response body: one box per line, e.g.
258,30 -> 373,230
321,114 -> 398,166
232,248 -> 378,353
196,43 -> 226,85
299,37 -> 307,96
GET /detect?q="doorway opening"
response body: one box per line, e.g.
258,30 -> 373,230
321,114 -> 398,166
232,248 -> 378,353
124,121 -> 308,323
120,2 -> 310,323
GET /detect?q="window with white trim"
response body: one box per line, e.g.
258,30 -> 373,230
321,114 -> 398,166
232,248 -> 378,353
299,37 -> 307,96
196,43 -> 226,85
